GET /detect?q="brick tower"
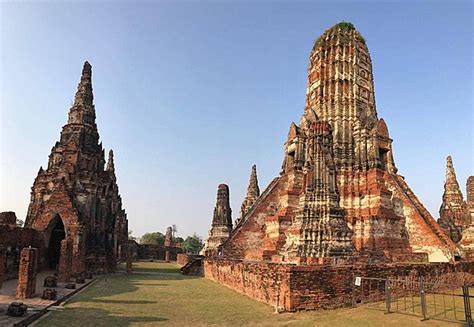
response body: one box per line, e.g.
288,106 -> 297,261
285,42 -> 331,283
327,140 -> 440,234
219,22 -> 456,263
202,184 -> 233,255
24,62 -> 128,274
438,156 -> 470,242
238,165 -> 260,223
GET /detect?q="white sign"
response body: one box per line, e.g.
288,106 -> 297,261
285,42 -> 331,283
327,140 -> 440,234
355,277 -> 362,286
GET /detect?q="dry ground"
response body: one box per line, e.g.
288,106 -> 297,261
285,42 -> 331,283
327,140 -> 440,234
35,261 -> 462,326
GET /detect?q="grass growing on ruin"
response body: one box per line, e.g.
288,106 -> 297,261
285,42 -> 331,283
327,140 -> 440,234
37,262 -> 460,327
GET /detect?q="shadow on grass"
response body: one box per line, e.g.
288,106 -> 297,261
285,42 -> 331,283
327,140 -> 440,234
131,283 -> 170,286
40,307 -> 168,327
71,266 -> 199,306
86,299 -> 156,305
128,272 -> 200,281
132,267 -> 180,274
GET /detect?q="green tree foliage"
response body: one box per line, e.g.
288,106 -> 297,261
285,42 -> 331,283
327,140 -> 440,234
140,232 -> 165,246
174,236 -> 184,244
182,233 -> 204,254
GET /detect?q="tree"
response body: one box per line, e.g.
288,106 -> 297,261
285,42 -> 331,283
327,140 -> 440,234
173,236 -> 184,244
128,230 -> 137,241
140,232 -> 165,246
182,233 -> 204,254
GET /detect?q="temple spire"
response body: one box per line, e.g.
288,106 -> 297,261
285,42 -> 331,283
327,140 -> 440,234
439,155 -> 469,242
106,149 -> 115,172
67,61 -> 96,126
74,61 -> 93,107
201,184 -> 233,255
239,165 -> 260,219
212,184 -> 232,229
443,156 -> 462,201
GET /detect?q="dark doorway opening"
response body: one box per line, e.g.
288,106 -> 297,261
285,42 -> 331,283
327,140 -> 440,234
47,216 -> 65,269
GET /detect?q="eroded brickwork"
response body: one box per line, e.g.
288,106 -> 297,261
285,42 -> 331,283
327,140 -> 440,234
204,258 -> 474,311
0,214 -> 43,280
16,247 -> 38,299
0,212 -> 17,228
219,22 -> 455,264
202,184 -> 233,255
164,226 -> 173,262
24,62 -> 128,274
459,176 -> 474,259
438,156 -> 470,242
467,176 -> 474,222
238,165 -> 260,223
58,239 -> 72,282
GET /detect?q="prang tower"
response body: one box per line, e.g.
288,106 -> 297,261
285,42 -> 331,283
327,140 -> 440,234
25,62 -> 128,274
218,22 -> 456,264
202,184 -> 233,254
438,156 -> 470,242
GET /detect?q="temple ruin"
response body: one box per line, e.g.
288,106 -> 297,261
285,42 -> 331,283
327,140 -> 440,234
459,176 -> 474,259
201,22 -> 473,311
238,165 -> 260,224
438,156 -> 470,243
0,62 -> 128,288
202,184 -> 233,255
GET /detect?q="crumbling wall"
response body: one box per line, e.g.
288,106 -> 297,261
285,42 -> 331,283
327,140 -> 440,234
204,258 -> 290,308
0,225 -> 44,280
204,258 -> 474,311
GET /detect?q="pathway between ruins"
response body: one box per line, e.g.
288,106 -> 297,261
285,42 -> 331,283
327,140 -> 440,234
33,261 -> 458,327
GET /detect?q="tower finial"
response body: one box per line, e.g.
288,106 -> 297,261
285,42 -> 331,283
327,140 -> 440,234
107,149 -> 115,172
73,61 -> 93,108
445,155 -> 456,184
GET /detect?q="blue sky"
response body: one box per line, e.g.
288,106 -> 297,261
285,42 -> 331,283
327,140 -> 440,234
1,0 -> 472,239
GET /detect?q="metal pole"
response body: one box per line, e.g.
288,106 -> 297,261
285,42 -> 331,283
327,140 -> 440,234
462,283 -> 473,327
420,277 -> 428,321
385,279 -> 392,314
352,275 -> 356,308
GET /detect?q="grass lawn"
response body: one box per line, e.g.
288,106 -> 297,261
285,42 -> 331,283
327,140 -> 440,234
36,262 -> 461,326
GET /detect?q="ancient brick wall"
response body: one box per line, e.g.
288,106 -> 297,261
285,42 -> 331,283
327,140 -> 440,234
136,244 -> 181,261
0,212 -> 17,228
177,254 -> 202,267
204,258 -> 474,311
137,244 -> 164,260
0,225 -> 44,280
0,245 -> 5,289
204,258 -> 290,308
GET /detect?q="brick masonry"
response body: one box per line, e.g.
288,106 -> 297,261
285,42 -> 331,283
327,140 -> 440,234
23,62 -> 128,275
204,258 -> 474,311
218,22 -> 456,264
16,247 -> 38,299
58,239 -> 72,282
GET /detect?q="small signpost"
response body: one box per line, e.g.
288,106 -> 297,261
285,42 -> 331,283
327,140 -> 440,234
355,276 -> 361,286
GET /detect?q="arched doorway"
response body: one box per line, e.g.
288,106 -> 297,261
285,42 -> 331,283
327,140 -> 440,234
46,215 -> 66,269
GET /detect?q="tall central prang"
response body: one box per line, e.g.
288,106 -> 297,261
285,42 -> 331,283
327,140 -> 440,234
211,22 -> 456,264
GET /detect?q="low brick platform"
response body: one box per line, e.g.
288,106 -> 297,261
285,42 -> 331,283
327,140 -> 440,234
204,258 -> 474,311
0,270 -> 92,326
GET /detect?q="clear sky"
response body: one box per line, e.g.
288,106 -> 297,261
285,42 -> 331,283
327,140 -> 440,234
1,0 -> 472,240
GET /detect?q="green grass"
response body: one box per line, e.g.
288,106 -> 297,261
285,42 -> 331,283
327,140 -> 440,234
37,262 -> 461,326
